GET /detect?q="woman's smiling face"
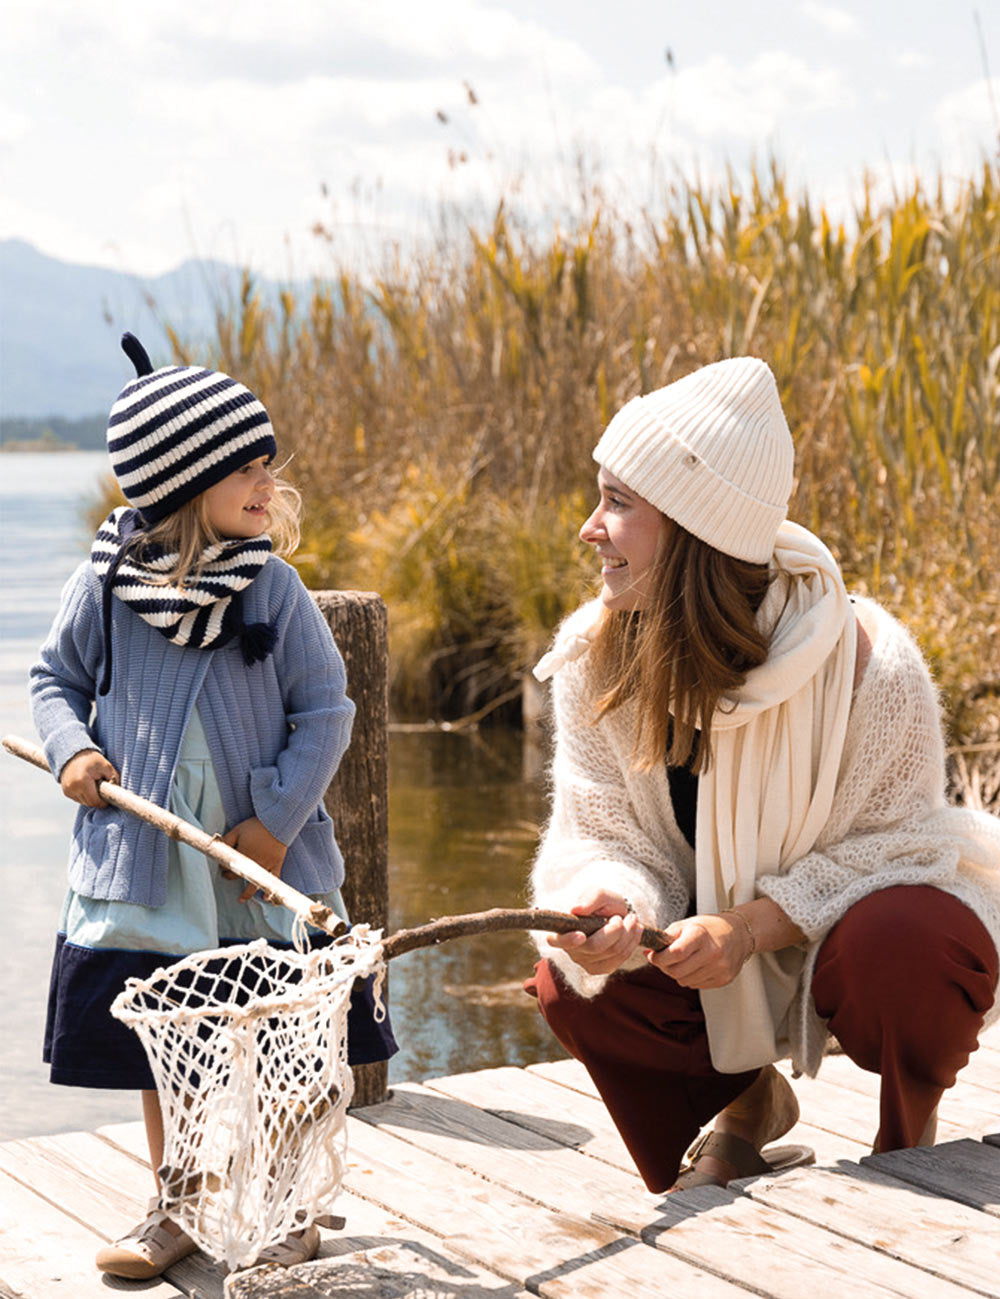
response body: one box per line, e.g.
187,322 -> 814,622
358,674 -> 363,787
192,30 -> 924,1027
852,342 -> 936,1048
580,469 -> 669,610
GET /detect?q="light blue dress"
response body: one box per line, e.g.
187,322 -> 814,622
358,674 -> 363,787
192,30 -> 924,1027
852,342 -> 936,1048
60,706 -> 349,954
43,706 -> 398,1091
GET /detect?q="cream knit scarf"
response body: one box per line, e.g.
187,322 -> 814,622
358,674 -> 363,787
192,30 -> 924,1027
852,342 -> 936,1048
698,521 -> 856,1071
535,520 -> 856,1073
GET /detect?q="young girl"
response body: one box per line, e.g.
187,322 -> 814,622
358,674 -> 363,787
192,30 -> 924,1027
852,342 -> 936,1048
31,333 -> 396,1278
526,356 -> 1000,1194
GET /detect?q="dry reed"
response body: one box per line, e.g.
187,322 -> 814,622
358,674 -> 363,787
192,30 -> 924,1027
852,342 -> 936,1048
95,161 -> 999,805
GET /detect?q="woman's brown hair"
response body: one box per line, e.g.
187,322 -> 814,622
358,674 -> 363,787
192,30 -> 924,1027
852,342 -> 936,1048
589,516 -> 773,774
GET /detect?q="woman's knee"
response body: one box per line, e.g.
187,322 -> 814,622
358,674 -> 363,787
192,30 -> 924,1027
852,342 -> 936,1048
814,886 -> 997,1069
817,886 -> 993,992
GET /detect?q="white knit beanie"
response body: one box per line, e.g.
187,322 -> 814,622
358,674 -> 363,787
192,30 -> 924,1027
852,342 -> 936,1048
593,357 -> 794,563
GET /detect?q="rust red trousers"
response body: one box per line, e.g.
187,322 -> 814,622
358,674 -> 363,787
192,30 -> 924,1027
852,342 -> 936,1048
524,886 -> 998,1192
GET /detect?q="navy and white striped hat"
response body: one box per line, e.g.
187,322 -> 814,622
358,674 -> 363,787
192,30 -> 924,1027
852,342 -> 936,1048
107,333 -> 277,524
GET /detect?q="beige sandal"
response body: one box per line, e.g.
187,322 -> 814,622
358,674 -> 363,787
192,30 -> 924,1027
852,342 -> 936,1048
672,1130 -> 815,1191
95,1198 -> 197,1278
253,1223 -> 321,1267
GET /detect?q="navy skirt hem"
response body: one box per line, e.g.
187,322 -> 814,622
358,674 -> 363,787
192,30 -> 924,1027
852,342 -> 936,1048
44,932 -> 398,1091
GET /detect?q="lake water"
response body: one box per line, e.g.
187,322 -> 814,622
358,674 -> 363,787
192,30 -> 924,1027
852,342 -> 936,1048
0,451 -> 562,1141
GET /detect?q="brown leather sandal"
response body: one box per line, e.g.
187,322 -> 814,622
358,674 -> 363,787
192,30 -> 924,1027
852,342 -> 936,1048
672,1130 -> 815,1191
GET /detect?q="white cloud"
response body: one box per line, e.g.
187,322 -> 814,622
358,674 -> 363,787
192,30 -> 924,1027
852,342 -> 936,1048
893,50 -> 933,70
800,2 -> 862,38
933,78 -> 1000,161
1,0 -> 995,279
0,104 -> 29,145
668,52 -> 852,141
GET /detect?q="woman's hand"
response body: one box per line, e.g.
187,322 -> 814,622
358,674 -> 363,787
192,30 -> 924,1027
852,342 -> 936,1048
220,817 -> 288,903
59,749 -> 120,808
545,889 -> 643,975
649,912 -> 752,988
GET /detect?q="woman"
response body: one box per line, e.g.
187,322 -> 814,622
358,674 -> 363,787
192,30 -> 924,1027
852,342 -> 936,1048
525,357 -> 1000,1193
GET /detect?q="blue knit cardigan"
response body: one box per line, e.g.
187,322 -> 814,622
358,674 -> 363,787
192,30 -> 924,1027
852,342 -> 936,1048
30,555 -> 355,907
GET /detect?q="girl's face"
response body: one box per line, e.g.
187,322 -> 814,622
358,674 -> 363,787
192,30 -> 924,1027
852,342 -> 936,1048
580,469 -> 668,610
202,456 -> 275,539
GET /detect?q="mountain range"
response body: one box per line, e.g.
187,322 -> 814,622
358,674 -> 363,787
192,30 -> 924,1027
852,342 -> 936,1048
0,239 -> 291,423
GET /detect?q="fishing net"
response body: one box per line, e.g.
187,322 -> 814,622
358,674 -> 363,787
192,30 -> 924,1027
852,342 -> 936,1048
110,927 -> 385,1269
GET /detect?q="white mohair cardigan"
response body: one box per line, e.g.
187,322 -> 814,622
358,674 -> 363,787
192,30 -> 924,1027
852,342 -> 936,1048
529,595 -> 1000,1078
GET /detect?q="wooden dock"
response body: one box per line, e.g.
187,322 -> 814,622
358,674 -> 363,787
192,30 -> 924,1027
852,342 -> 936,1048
2,1024 -> 998,1298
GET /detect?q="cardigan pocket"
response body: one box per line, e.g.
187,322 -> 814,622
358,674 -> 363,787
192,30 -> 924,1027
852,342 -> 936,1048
68,806 -> 124,900
283,808 -> 344,896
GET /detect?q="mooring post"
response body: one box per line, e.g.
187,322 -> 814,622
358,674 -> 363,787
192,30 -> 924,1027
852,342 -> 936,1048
312,590 -> 390,1108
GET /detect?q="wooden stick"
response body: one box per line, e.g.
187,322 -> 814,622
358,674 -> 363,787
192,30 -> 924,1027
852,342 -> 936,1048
2,734 -> 347,940
381,908 -> 670,958
3,733 -> 671,957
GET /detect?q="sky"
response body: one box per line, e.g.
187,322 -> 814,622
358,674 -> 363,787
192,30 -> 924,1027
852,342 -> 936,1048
1,0 -> 998,279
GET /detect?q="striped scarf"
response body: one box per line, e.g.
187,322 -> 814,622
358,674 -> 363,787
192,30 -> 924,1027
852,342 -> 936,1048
91,507 -> 276,695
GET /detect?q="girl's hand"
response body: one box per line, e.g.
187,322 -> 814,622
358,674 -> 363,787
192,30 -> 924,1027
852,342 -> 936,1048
546,889 -> 642,975
60,749 -> 120,808
649,912 -> 752,989
220,817 -> 288,903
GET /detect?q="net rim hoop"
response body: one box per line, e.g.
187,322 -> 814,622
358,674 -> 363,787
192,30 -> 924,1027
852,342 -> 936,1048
109,934 -> 385,1030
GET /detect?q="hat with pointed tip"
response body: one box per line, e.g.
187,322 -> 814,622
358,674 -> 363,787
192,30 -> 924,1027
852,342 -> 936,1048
106,333 -> 277,524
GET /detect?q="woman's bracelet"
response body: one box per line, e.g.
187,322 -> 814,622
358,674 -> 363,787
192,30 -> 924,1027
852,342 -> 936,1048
722,908 -> 756,967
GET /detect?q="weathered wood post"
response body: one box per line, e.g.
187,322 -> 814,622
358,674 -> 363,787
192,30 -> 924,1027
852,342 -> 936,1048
312,590 -> 390,1108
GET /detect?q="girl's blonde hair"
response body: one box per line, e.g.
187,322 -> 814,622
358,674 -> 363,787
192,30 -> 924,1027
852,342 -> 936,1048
136,470 -> 302,589
589,516 -> 773,774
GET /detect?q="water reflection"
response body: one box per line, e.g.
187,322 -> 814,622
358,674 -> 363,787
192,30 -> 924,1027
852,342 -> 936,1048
386,727 -> 568,1083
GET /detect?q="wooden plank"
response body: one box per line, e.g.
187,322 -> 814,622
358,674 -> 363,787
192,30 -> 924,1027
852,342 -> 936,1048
768,1117 -> 869,1167
0,1130 -> 227,1296
228,1244 -> 525,1298
0,1129 -> 154,1229
354,1082 -> 651,1226
770,1073 -> 978,1146
539,1045 -> 1000,1123
95,1123 -> 531,1297
793,1054 -> 1000,1134
344,1112 -> 749,1297
957,1048 -> 1000,1095
525,1055 -> 870,1169
426,1063 -> 870,1175
741,1162 -> 1000,1297
96,1117 -> 157,1161
610,1180 -> 980,1299
423,1065 -> 638,1172
0,1167 -> 185,1299
863,1138 -> 1000,1217
526,1057 -> 598,1097
353,1082 -> 965,1297
228,1187 -> 534,1298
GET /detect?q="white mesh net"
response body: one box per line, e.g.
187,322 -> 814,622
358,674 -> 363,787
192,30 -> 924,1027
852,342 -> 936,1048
110,928 -> 386,1268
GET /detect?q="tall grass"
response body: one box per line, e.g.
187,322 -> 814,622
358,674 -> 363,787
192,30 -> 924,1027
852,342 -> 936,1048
152,162 -> 997,770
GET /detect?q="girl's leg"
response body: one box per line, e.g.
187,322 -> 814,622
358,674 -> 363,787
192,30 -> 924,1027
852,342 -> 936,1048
142,1090 -> 165,1191
812,886 -> 998,1151
141,1089 -> 187,1239
95,1091 -> 194,1276
525,959 -> 759,1191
